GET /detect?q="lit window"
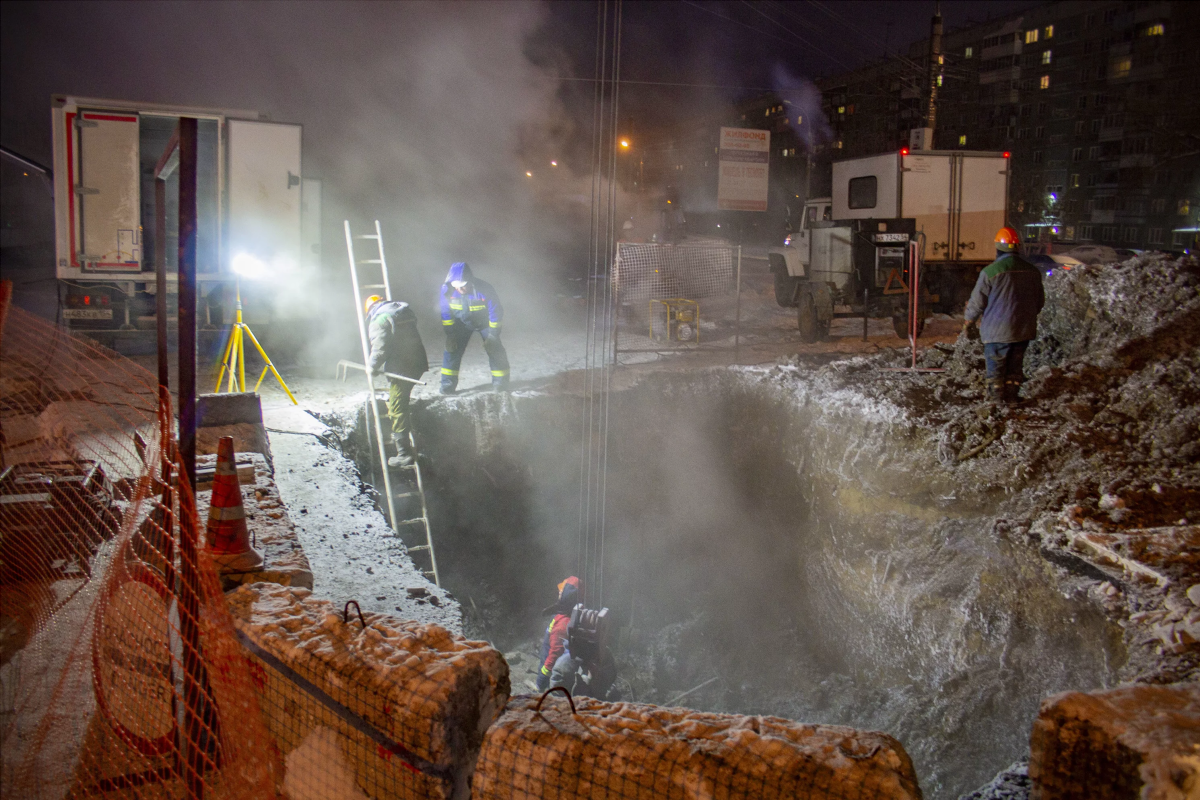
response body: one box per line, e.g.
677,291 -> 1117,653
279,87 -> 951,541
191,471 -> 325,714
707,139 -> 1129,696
1071,174 -> 1080,187
1040,75 -> 1050,89
1042,50 -> 1052,65
1025,29 -> 1039,44
1045,25 -> 1054,39
1112,57 -> 1132,78
838,106 -> 845,115
1146,23 -> 1164,36
965,46 -> 974,58
1179,200 -> 1191,216
936,74 -> 943,87
959,134 -> 967,146
834,140 -> 843,149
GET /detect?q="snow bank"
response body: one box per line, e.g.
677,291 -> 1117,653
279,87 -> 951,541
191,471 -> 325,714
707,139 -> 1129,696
473,694 -> 922,800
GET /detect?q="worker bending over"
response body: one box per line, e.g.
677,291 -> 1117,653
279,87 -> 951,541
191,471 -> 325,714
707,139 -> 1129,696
964,226 -> 1045,404
365,295 -> 429,468
536,576 -> 580,692
439,262 -> 510,394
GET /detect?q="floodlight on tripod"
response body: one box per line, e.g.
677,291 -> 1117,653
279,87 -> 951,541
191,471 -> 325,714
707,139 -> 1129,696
212,251 -> 297,404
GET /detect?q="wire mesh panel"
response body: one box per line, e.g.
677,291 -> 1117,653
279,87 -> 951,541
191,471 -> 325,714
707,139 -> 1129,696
227,582 -> 511,800
473,693 -> 924,800
0,304 -> 276,798
613,242 -> 740,356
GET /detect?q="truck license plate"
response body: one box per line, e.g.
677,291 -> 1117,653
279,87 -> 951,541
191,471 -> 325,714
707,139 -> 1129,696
874,233 -> 908,242
64,308 -> 114,320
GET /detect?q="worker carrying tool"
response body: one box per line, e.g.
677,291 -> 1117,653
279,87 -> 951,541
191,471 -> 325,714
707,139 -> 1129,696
536,576 -> 580,692
963,226 -> 1046,404
439,262 -> 510,394
365,295 -> 429,468
550,604 -> 619,700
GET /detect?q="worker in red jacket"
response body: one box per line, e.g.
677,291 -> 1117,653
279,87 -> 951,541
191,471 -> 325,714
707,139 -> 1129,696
536,576 -> 580,692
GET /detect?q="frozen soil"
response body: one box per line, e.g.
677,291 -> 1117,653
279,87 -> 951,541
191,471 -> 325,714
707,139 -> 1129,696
778,253 -> 1200,685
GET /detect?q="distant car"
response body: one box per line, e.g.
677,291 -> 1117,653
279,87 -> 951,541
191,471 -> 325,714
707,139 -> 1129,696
1114,248 -> 1144,259
1062,244 -> 1120,265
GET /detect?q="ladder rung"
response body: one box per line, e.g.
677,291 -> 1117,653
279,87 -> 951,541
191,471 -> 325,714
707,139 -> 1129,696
407,545 -> 430,552
356,234 -> 380,240
394,491 -> 420,499
422,570 -> 437,578
361,284 -> 386,290
398,518 -> 427,526
358,259 -> 384,264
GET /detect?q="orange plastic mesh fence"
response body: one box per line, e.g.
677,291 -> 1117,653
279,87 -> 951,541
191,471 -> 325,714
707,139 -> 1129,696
1,306 -> 275,798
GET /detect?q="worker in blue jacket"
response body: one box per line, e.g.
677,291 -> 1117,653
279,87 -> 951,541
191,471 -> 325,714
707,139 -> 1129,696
964,226 -> 1045,404
439,262 -> 509,393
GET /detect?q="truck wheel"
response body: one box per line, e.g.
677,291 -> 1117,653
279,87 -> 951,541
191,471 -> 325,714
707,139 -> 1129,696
797,294 -> 820,343
892,312 -> 926,339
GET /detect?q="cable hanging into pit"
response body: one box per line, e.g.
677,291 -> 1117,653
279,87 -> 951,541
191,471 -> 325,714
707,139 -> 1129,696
578,0 -> 622,610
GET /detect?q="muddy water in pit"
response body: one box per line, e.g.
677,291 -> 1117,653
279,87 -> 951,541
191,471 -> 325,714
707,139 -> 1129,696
352,371 -> 1123,799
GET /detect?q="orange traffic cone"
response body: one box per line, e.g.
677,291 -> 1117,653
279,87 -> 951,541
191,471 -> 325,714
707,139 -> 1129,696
205,435 -> 263,572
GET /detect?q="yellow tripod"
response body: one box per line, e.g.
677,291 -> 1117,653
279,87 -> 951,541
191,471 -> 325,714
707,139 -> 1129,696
213,282 -> 297,404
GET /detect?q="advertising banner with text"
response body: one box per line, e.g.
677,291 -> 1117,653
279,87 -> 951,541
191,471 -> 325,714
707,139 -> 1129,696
717,127 -> 770,212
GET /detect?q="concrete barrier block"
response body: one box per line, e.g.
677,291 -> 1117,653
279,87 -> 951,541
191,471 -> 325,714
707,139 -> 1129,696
473,694 -> 923,800
229,583 -> 509,799
1030,683 -> 1200,800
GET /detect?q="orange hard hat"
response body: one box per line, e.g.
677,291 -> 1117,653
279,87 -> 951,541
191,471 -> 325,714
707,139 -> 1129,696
364,295 -> 383,315
995,226 -> 1020,252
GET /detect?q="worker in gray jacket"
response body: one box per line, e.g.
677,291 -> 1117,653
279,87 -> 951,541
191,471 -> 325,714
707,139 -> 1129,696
365,295 -> 429,467
963,226 -> 1045,404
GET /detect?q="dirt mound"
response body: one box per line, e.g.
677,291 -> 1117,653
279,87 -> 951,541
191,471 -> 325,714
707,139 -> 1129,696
799,255 -> 1200,684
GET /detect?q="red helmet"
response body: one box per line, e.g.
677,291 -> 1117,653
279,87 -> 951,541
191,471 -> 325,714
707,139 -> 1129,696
995,226 -> 1020,252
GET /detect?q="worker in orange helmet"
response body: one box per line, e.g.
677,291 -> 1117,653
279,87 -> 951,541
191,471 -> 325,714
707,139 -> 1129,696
536,576 -> 580,692
365,295 -> 429,468
963,226 -> 1045,404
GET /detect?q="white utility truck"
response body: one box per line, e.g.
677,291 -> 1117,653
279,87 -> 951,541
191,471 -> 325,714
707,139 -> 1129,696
769,149 -> 1009,340
51,95 -> 320,332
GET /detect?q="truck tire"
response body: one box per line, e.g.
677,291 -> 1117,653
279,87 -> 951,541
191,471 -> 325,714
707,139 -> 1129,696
892,311 -> 926,339
772,269 -> 797,307
797,293 -> 820,343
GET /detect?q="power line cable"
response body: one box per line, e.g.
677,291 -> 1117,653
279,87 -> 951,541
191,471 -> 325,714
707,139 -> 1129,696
680,0 -> 856,73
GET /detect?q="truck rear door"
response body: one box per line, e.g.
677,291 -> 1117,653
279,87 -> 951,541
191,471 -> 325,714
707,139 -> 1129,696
900,153 -> 952,262
956,155 -> 1009,261
68,109 -> 142,271
226,119 -> 302,275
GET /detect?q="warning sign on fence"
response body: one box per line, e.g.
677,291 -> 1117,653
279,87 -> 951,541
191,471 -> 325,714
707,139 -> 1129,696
717,127 -> 769,212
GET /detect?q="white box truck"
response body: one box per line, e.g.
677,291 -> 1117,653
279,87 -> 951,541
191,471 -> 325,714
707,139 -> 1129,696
50,95 -> 318,331
769,149 -> 1009,340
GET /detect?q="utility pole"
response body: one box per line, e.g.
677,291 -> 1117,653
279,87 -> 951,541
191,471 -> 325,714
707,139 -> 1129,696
925,4 -> 943,136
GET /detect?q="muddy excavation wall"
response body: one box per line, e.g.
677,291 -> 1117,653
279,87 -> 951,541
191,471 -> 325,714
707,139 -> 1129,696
399,373 -> 1123,800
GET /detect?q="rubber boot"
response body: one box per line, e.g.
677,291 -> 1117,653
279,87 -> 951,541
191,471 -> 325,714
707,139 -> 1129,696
388,433 -> 415,469
492,378 -> 510,394
1004,380 -> 1023,406
985,377 -> 1005,403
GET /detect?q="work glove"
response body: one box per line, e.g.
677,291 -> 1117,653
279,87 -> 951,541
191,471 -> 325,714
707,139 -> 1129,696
536,668 -> 549,692
962,319 -> 980,342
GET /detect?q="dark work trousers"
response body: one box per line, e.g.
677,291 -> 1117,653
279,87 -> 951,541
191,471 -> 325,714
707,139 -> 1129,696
984,340 -> 1029,401
386,379 -> 414,436
441,322 -> 510,392
983,341 -> 1030,381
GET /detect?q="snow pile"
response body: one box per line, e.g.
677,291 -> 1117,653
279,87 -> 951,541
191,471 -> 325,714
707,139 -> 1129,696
474,694 -> 922,800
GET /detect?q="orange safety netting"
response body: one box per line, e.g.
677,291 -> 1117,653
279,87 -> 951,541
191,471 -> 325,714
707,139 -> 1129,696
0,297 -> 276,798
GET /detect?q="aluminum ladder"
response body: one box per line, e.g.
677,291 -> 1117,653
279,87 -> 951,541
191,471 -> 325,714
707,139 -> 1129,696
344,220 -> 440,586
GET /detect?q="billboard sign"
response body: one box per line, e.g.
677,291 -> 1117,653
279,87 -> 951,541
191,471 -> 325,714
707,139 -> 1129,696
717,127 -> 769,212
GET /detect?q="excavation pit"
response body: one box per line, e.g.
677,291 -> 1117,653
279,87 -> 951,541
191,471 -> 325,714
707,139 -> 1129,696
344,370 -> 1125,799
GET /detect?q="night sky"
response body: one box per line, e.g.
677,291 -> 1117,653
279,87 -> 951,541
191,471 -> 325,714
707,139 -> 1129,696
1,1 -> 1036,315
